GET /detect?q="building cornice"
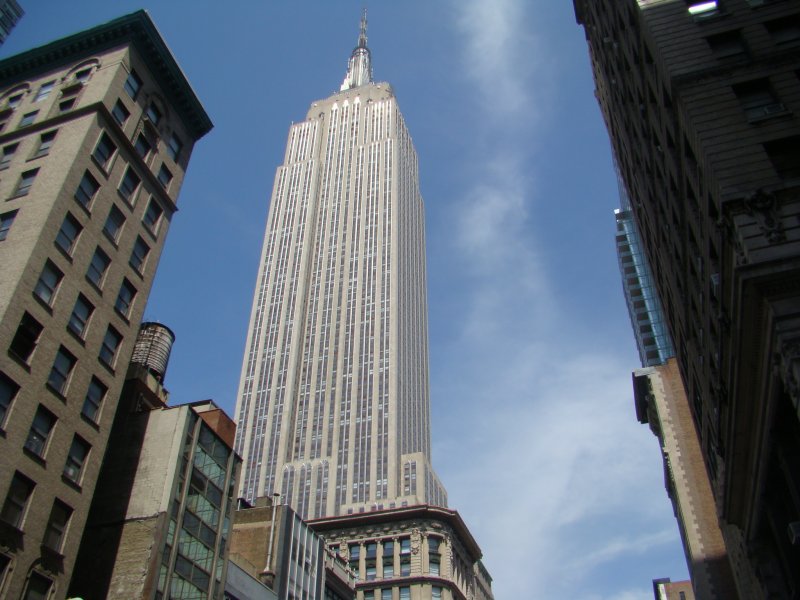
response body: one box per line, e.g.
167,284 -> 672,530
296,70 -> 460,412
308,504 -> 483,562
0,10 -> 212,139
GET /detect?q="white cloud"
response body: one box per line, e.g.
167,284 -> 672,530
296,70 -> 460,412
434,0 -> 687,597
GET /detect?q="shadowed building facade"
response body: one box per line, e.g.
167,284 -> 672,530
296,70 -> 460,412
234,13 -> 446,519
575,0 -> 800,597
0,12 -> 210,598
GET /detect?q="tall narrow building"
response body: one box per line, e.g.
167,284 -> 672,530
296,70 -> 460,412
234,13 -> 446,519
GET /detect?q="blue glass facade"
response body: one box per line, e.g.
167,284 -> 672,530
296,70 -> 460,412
615,183 -> 674,367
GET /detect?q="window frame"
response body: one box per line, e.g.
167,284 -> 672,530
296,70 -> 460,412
74,171 -> 100,209
0,472 -> 35,529
55,212 -> 82,255
32,130 -> 57,158
0,371 -> 19,429
13,168 -> 39,197
103,205 -> 126,244
25,405 -> 56,458
99,326 -> 123,368
86,247 -> 111,288
0,210 -> 17,241
92,132 -> 116,171
143,198 -> 164,233
130,236 -> 150,273
33,81 -> 55,103
33,261 -> 63,306
63,436 -> 90,484
42,499 -> 72,553
9,312 -> 43,363
118,167 -> 141,202
115,278 -> 137,318
124,70 -> 143,100
82,377 -> 107,422
18,110 -> 38,127
68,294 -> 94,339
112,99 -> 130,126
47,346 -> 76,395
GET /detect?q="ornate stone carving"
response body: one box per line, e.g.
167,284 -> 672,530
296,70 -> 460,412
744,189 -> 786,244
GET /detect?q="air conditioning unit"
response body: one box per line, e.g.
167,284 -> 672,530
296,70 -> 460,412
762,102 -> 786,116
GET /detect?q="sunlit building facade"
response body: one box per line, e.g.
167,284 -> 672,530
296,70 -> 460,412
234,13 -> 446,519
0,12 -> 210,599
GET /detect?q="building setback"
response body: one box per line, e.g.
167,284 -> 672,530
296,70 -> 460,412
234,12 -> 446,518
0,11 -> 210,599
0,0 -> 23,46
574,0 -> 800,597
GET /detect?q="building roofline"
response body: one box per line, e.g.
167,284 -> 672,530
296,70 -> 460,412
0,10 -> 212,139
308,504 -> 483,561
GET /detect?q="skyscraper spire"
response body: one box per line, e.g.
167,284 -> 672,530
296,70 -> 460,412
340,9 -> 373,91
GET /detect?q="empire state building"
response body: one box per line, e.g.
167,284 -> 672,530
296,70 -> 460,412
234,13 -> 447,519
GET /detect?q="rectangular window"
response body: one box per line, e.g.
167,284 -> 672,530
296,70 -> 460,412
167,133 -> 183,161
13,168 -> 38,197
765,15 -> 800,45
34,261 -> 63,306
104,205 -> 126,243
99,326 -> 123,367
0,142 -> 18,169
9,313 -> 43,363
130,236 -> 150,273
75,171 -> 100,209
381,590 -> 392,600
365,564 -> 376,581
25,405 -> 56,457
58,98 -> 75,113
68,295 -> 94,339
732,78 -> 785,121
32,130 -> 57,158
399,588 -> 410,600
0,371 -> 19,428
764,136 -> 800,179
48,346 -> 76,395
157,164 -> 173,189
124,70 -> 142,100
34,81 -> 55,103
55,212 -> 82,255
18,110 -> 38,127
431,587 -> 442,600
146,103 -> 162,125
143,198 -> 164,232
73,67 -> 92,84
134,134 -> 152,159
115,279 -> 137,318
0,210 -> 17,241
400,539 -> 411,555
383,540 -> 394,556
86,247 -> 111,287
43,500 -> 72,552
112,99 -> 130,126
366,543 -> 377,559
707,30 -> 747,59
92,132 -> 116,170
383,561 -> 394,578
22,572 -> 52,600
63,436 -> 90,483
82,377 -> 106,422
0,472 -> 34,528
400,557 -> 410,576
118,167 -> 141,201
5,93 -> 22,109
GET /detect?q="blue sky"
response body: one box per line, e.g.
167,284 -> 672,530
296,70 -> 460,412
4,1 -> 690,597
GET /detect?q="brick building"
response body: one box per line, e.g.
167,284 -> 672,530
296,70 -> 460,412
0,12 -> 210,598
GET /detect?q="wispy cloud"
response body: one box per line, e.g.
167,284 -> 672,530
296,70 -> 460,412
434,0 -> 685,597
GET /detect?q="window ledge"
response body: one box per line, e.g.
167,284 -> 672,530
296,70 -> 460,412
61,474 -> 83,492
23,446 -> 47,466
45,383 -> 68,402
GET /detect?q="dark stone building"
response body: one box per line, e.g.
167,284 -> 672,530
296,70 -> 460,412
574,1 -> 800,597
